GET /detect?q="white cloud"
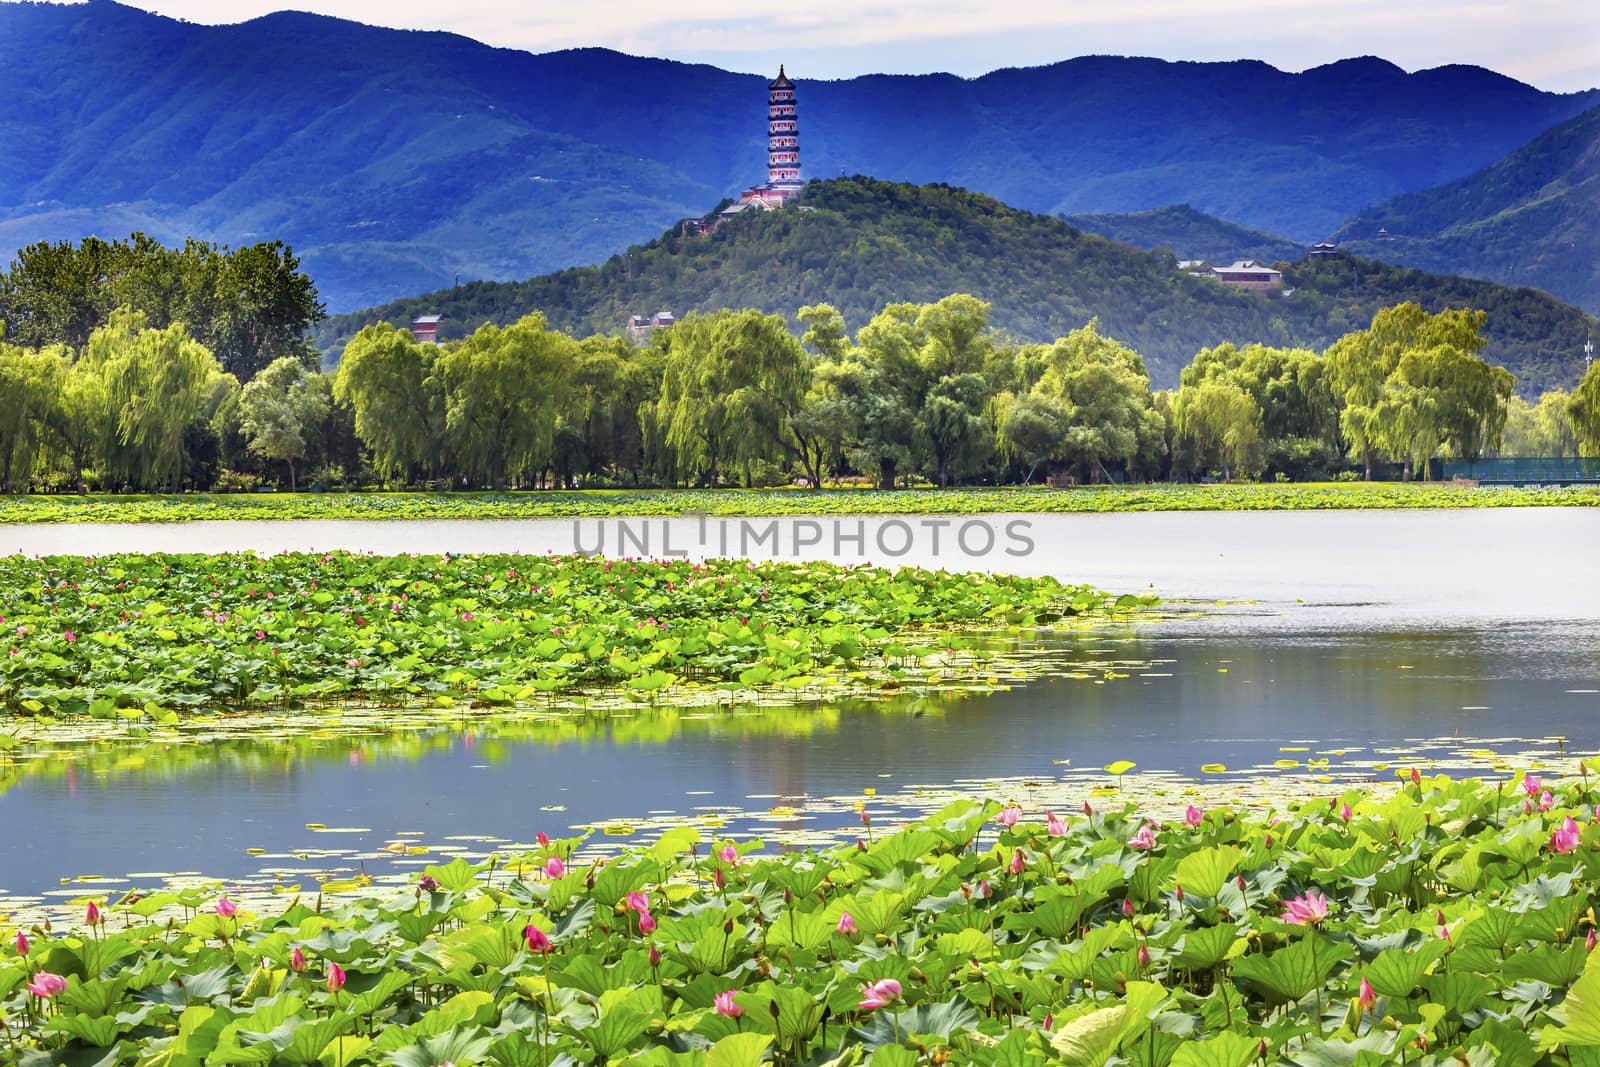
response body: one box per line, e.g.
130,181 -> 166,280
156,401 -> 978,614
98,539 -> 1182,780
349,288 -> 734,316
47,0 -> 1600,90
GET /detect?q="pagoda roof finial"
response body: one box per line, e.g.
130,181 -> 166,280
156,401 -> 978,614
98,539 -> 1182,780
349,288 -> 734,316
769,64 -> 794,89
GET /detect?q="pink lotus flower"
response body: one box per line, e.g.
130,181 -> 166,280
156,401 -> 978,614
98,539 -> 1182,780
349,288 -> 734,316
291,946 -> 307,972
63,630 -> 76,643
326,962 -> 346,993
718,844 -> 739,866
1129,825 -> 1158,851
1184,805 -> 1204,828
1540,791 -> 1555,812
524,924 -> 553,953
626,891 -> 650,913
858,978 -> 902,1011
637,910 -> 657,936
837,911 -> 857,935
1009,848 -> 1025,875
714,990 -> 743,1018
14,930 -> 29,956
419,875 -> 439,892
544,856 -> 566,879
1339,803 -> 1352,824
27,972 -> 68,999
1552,816 -> 1582,854
1523,775 -> 1543,797
215,897 -> 238,919
1046,811 -> 1067,837
1281,889 -> 1329,926
997,806 -> 1021,828
1358,977 -> 1376,1012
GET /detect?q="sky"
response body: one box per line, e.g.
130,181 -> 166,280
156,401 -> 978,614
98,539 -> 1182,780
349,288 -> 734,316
40,0 -> 1600,91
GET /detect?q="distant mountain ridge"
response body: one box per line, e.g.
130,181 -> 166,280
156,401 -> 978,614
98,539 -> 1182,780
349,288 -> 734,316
2,1 -> 1596,311
318,178 -> 1598,394
1332,104 -> 1600,314
1062,206 -> 1307,264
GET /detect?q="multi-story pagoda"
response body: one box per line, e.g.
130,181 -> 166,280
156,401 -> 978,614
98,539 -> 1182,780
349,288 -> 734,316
726,65 -> 804,213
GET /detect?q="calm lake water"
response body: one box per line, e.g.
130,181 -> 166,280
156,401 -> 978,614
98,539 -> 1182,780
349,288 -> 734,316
2,509 -> 1598,906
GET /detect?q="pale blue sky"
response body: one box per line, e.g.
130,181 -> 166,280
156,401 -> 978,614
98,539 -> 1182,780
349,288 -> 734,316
43,0 -> 1600,91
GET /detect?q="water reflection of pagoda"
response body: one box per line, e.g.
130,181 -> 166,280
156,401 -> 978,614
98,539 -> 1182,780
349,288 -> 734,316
724,66 -> 805,214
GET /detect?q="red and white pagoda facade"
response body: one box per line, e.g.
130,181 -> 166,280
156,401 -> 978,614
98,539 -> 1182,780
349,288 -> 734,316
730,66 -> 804,211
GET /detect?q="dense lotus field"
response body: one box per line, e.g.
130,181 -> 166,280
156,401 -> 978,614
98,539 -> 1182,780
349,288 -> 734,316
0,484 -> 1595,524
8,773 -> 1600,1066
0,553 -> 1148,719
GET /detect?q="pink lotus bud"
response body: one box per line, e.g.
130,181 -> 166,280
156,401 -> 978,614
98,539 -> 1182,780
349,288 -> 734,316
1525,799 -> 1534,815
1184,805 -> 1204,828
26,972 -> 68,999
1523,774 -> 1543,797
1043,1013 -> 1053,1030
1082,801 -> 1093,816
326,962 -> 345,993
291,946 -> 307,972
14,930 -> 29,956
649,945 -> 661,967
1137,945 -> 1151,967
1046,811 -> 1067,837
1339,803 -> 1352,823
860,809 -> 872,826
1122,898 -> 1136,917
626,891 -> 650,914
837,911 -> 856,936
1175,883 -> 1185,903
1129,825 -> 1157,850
1540,791 -> 1555,812
1264,834 -> 1274,849
1588,929 -> 1597,953
544,856 -> 566,878
524,924 -> 552,953
85,901 -> 100,926
638,910 -> 657,935
215,897 -> 238,919
1236,874 -> 1247,892
977,879 -> 991,899
536,832 -> 550,848
858,978 -> 902,1011
715,990 -> 743,1018
1009,848 -> 1025,875
1358,977 -> 1376,1011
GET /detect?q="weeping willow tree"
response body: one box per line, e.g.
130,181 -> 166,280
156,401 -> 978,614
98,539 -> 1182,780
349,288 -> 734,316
655,310 -> 814,487
332,322 -> 447,484
438,314 -> 578,487
89,309 -> 226,491
0,342 -> 65,491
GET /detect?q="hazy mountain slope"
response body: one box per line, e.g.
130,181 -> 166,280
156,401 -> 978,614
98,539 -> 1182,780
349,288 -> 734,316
2,2 -> 1595,310
318,178 -> 1598,393
1063,205 -> 1306,263
1333,105 -> 1600,313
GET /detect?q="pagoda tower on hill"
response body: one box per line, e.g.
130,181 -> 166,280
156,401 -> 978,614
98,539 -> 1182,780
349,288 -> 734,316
766,65 -> 800,188
729,65 -> 803,211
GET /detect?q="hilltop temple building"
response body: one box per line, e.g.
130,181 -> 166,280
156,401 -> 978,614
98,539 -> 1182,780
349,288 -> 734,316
724,66 -> 804,213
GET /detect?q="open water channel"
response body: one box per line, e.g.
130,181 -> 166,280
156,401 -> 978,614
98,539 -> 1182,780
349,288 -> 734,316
2,508 -> 1597,910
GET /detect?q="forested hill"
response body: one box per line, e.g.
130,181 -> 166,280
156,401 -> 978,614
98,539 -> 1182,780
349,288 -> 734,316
318,178 -> 1599,393
1332,104 -> 1600,314
3,2 -> 1598,312
1062,206 -> 1307,264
